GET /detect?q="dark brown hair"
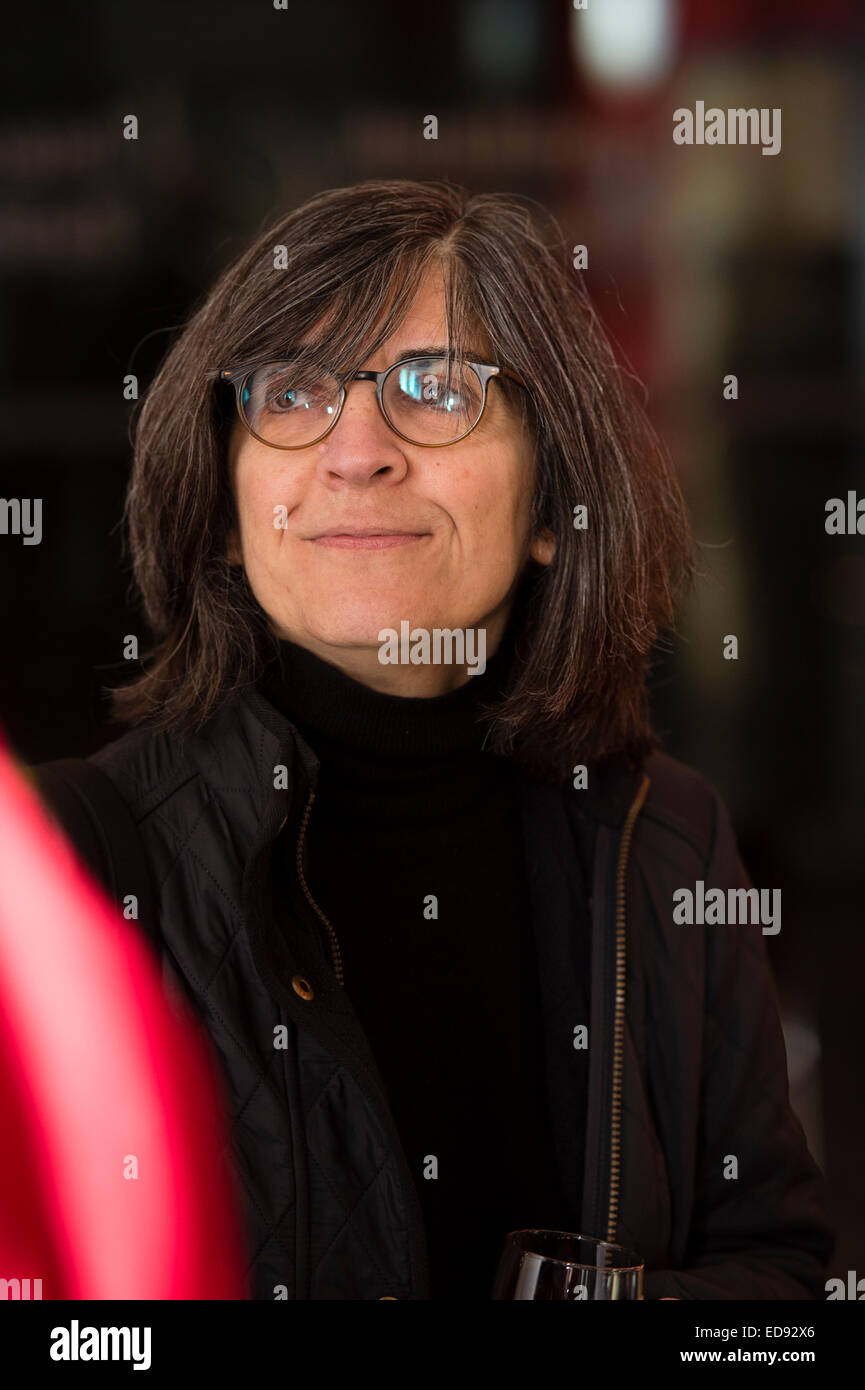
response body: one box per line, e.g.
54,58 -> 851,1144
111,178 -> 694,781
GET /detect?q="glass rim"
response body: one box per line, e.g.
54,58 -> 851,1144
503,1228 -> 644,1272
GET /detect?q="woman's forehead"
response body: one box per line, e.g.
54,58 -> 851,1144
292,265 -> 493,364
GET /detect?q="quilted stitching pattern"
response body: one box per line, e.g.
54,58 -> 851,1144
95,712 -> 416,1299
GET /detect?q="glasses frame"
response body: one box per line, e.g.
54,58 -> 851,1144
214,353 -> 530,450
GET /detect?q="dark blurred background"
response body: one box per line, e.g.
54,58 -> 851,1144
1,0 -> 862,1277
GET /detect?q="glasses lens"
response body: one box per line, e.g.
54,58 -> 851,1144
382,357 -> 483,444
240,362 -> 341,447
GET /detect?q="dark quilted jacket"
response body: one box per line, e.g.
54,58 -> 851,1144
74,682 -> 833,1299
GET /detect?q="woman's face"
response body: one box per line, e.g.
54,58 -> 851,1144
227,264 -> 555,693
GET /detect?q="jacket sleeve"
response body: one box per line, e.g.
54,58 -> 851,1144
643,787 -> 835,1300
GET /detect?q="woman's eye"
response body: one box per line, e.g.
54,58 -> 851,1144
268,384 -> 312,411
411,375 -> 465,410
421,372 -> 443,403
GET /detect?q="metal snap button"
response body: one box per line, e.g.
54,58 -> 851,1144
291,974 -> 314,1000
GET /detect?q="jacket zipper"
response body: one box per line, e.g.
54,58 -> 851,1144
605,772 -> 650,1245
294,787 -> 345,987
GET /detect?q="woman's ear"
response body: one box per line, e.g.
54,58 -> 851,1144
529,528 -> 556,567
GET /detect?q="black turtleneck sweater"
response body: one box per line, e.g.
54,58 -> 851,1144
259,632 -> 575,1299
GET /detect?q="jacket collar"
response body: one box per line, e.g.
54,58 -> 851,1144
178,682 -> 648,834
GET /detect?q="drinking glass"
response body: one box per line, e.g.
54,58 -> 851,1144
491,1230 -> 643,1300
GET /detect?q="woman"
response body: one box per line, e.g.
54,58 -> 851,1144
44,179 -> 832,1300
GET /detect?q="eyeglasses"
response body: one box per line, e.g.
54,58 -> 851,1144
215,353 -> 529,449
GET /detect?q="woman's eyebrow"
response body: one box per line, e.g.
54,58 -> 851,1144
389,344 -> 485,359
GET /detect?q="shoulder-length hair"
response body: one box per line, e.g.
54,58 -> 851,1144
111,177 -> 694,782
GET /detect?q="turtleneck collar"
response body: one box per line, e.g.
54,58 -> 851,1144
258,623 -> 518,764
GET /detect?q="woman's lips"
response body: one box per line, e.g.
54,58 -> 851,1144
310,533 -> 427,550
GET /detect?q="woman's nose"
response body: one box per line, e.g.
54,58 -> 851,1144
315,380 -> 407,479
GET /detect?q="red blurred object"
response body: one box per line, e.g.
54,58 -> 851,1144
0,727 -> 249,1299
678,0 -> 859,46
